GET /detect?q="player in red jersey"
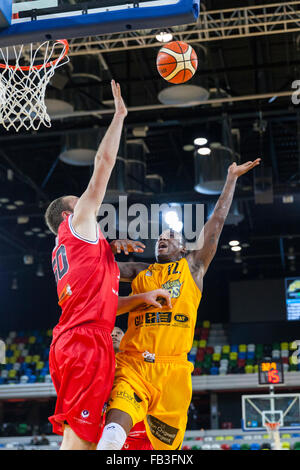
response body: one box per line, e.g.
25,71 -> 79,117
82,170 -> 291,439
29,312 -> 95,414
44,80 -> 152,450
111,327 -> 153,451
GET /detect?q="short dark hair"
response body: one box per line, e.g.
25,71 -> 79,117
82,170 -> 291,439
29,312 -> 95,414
45,196 -> 73,235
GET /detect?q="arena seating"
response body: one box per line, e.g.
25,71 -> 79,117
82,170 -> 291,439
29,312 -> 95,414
1,324 -> 300,382
188,321 -> 300,376
182,429 -> 300,450
0,330 -> 52,385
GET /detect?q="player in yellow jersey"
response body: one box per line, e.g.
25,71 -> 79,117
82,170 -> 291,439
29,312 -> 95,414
97,159 -> 261,451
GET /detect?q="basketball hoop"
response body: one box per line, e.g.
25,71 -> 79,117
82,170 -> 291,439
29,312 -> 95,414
0,39 -> 69,131
265,422 -> 281,450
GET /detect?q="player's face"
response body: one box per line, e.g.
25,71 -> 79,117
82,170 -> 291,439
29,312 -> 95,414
155,229 -> 185,263
111,327 -> 124,353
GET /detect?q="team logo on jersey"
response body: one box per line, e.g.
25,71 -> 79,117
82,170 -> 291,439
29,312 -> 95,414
145,270 -> 152,277
81,410 -> 90,418
162,279 -> 182,298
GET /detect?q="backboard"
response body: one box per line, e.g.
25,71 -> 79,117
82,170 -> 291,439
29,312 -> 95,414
0,0 -> 200,47
242,393 -> 300,432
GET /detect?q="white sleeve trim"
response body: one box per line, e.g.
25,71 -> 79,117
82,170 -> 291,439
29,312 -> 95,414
68,214 -> 99,244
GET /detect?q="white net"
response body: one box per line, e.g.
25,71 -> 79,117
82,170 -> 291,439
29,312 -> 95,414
0,40 -> 69,132
265,422 -> 281,450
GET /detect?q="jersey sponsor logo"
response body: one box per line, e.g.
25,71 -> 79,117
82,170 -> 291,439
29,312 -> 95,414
134,393 -> 142,403
146,415 -> 178,445
174,314 -> 189,323
162,279 -> 182,299
81,410 -> 90,418
134,312 -> 172,327
58,284 -> 72,306
116,390 -> 142,411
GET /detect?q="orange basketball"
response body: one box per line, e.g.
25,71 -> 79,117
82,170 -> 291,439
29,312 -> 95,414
156,41 -> 198,84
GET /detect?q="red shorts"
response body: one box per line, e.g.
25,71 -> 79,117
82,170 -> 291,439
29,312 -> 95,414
122,436 -> 153,450
122,422 -> 153,450
49,324 -> 115,444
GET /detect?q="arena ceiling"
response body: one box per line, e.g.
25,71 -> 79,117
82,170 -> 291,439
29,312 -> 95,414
1,0 -> 300,288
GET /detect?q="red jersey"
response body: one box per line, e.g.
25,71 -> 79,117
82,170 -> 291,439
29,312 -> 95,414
51,214 -> 120,344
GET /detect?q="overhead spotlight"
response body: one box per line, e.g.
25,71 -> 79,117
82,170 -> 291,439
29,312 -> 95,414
231,245 -> 241,252
6,205 -> 16,210
234,252 -> 242,264
17,216 -> 29,224
132,126 -> 149,138
0,198 -> 9,203
183,144 -> 195,152
164,210 -> 183,232
32,227 -> 41,233
229,240 -> 240,247
197,147 -> 211,156
194,137 -> 208,146
23,254 -> 34,265
11,276 -> 18,291
288,247 -> 296,261
36,264 -> 45,278
14,200 -> 24,206
156,31 -> 173,42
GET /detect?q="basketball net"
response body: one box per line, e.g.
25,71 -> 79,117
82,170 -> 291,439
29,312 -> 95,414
265,422 -> 281,450
0,39 -> 69,132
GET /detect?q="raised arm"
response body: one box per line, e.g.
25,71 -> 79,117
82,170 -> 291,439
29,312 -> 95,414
187,159 -> 261,289
72,80 -> 127,240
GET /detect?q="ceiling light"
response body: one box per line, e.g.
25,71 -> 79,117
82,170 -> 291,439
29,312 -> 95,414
197,147 -> 211,156
11,277 -> 18,291
37,233 -> 46,238
164,210 -> 183,232
183,144 -> 194,152
0,198 -> 9,203
23,254 -> 34,265
156,31 -> 173,42
6,205 -> 16,210
14,200 -> 24,206
229,240 -> 240,247
36,264 -> 45,278
194,137 -> 208,146
17,216 -> 29,224
234,252 -> 242,263
24,231 -> 33,236
231,246 -> 242,252
32,227 -> 41,232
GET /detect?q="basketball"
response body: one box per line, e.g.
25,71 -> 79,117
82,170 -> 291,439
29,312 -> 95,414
156,41 -> 198,84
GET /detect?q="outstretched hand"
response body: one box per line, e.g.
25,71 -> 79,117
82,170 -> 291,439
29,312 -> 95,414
228,158 -> 261,178
110,239 -> 146,255
111,79 -> 128,118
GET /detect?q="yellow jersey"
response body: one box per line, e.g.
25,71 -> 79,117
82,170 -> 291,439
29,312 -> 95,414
119,257 -> 202,357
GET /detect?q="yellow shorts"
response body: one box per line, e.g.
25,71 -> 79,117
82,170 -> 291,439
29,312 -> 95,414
107,351 -> 194,450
